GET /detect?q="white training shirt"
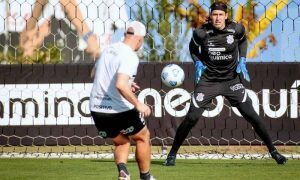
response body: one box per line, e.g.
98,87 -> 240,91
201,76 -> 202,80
89,42 -> 139,113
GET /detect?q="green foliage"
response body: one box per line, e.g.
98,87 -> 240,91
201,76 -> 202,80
135,0 -> 185,61
0,44 -> 62,64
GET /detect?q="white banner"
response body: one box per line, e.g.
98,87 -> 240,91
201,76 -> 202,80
0,83 -> 93,126
0,81 -> 298,126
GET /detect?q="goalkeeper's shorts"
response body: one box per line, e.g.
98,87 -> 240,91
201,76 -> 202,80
191,76 -> 248,109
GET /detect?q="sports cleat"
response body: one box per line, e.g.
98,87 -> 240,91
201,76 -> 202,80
118,170 -> 130,180
163,154 -> 176,166
271,150 -> 287,165
149,175 -> 156,180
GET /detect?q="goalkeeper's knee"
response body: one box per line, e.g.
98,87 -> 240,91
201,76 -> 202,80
185,108 -> 204,127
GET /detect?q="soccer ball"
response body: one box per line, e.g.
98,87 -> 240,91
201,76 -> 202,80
161,64 -> 185,87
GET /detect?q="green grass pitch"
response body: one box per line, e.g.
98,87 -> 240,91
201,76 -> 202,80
0,158 -> 299,180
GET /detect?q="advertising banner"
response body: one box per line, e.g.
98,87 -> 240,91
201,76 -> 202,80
0,63 -> 299,145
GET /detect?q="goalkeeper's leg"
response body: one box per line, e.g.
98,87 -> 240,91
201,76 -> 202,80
235,98 -> 287,164
164,107 -> 205,166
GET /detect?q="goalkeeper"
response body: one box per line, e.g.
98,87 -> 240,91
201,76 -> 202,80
164,2 -> 287,166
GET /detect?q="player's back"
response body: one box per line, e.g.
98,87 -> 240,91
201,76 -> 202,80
90,42 -> 138,113
97,42 -> 125,83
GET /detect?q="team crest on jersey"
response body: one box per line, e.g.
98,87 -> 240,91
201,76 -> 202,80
226,35 -> 234,44
196,93 -> 205,102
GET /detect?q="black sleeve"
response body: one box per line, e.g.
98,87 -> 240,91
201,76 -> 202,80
236,23 -> 247,58
189,29 -> 206,62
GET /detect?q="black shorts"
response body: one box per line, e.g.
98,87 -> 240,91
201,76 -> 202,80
191,77 -> 247,109
91,109 -> 146,138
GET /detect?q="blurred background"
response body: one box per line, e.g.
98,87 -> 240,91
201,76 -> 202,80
0,0 -> 299,63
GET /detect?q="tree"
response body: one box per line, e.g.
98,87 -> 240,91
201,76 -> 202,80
133,0 -> 288,61
134,0 -> 185,61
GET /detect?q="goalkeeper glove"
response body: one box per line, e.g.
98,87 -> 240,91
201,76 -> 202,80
236,57 -> 250,82
194,60 -> 207,85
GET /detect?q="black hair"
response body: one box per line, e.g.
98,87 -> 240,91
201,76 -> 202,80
210,2 -> 227,13
207,2 -> 232,25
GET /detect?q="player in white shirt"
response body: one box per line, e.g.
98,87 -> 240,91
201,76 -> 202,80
90,21 -> 156,180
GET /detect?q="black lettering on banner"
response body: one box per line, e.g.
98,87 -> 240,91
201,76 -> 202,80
0,101 -> 3,118
54,97 -> 74,117
78,97 -> 90,117
9,98 -> 39,118
44,91 -> 49,118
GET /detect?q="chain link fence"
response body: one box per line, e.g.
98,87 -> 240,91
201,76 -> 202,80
0,0 -> 299,63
